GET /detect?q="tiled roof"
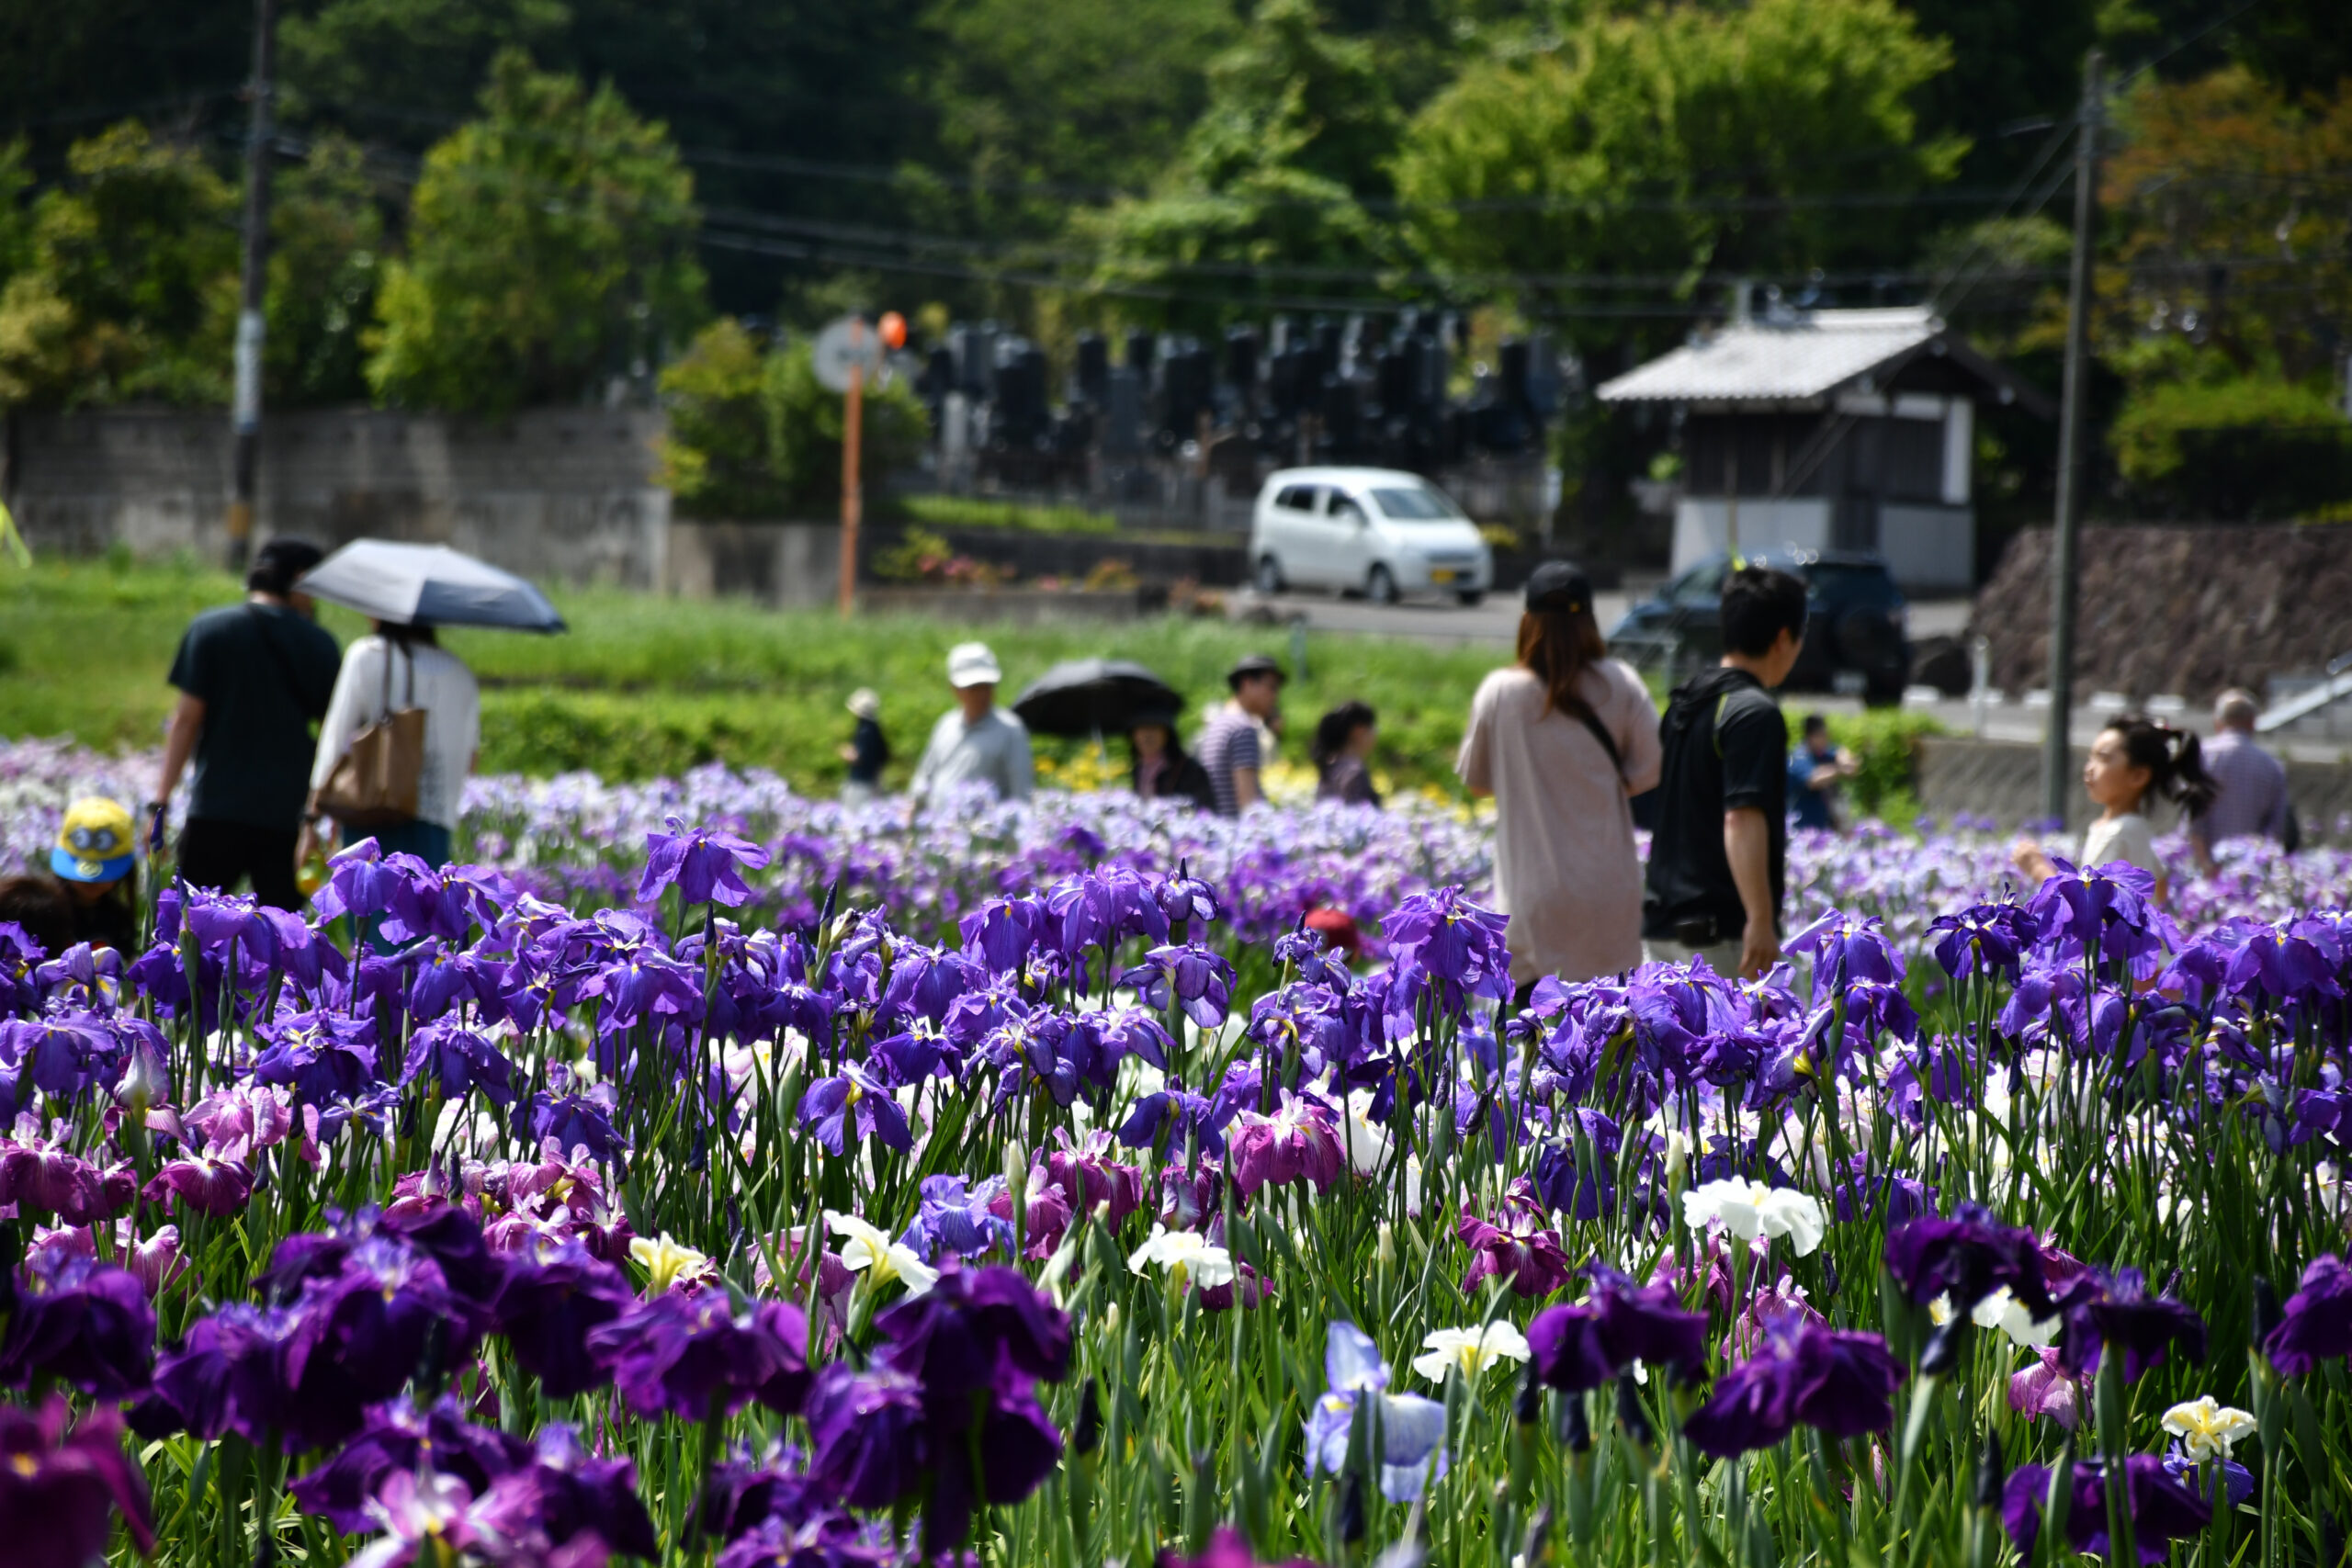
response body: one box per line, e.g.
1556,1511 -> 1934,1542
1597,307 -> 1943,403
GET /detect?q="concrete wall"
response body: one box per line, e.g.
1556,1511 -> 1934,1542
6,407 -> 670,589
1915,734 -> 2352,841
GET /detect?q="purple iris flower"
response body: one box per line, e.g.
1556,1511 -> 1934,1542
249,1010 -> 380,1106
2263,1253 -> 2352,1374
1682,1316 -> 1904,1457
0,1133 -> 133,1226
505,1424 -> 660,1561
1117,945 -> 1238,1029
1530,1111 -> 1625,1222
141,1144 -> 255,1218
713,1509 -> 888,1568
1381,888 -> 1512,1010
800,1064 -> 912,1156
1095,1008 -> 1173,1072
1928,903 -> 2032,981
878,943 -> 978,1026
2161,1448 -> 2253,1508
1883,1203 -> 2055,1317
960,897 -> 1046,976
806,1263 -> 1071,1552
280,1236 -> 486,1446
898,1175 -> 1014,1263
1151,863 -> 1223,931
518,1087 -> 629,1165
400,1020 -> 518,1107
804,1363 -> 930,1511
490,1237 -> 635,1397
2007,1348 -> 2081,1428
586,1291 -> 812,1420
1227,1092 -> 1346,1198
2052,1266 -> 2207,1383
0,1252 -> 155,1400
310,839 -> 408,923
1042,1135 -> 1147,1230
1301,1322 -> 1449,1502
0,1394 -> 155,1568
1046,867 -> 1168,956
1456,1182 -> 1574,1299
2222,919 -> 2341,1003
128,1303 -> 298,1444
2002,1455 -> 2211,1564
1272,922 -> 1353,989
1526,1264 -> 1710,1391
639,817 -> 772,908
288,1395 -> 530,1531
1786,910 -> 1905,998
0,1014 -> 118,1100
1116,1086 -> 1235,1158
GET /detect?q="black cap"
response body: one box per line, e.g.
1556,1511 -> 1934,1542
1227,653 -> 1285,688
1523,559 -> 1593,615
248,536 -> 326,596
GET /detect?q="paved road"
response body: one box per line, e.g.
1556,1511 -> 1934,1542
1228,586 -> 1974,647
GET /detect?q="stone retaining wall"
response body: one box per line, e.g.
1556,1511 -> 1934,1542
1915,734 -> 2352,840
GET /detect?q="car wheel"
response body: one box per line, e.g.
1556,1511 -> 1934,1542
1455,589 -> 1485,607
1255,556 -> 1285,595
1367,565 -> 1398,604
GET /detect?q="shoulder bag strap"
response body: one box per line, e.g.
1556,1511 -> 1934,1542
1554,671 -> 1624,778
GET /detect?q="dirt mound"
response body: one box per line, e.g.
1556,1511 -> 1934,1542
1973,523 -> 2352,701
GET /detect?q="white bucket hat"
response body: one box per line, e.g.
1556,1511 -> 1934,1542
846,688 -> 881,720
945,642 -> 1002,689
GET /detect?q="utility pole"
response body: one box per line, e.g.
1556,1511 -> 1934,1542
2041,49 -> 2102,825
227,0 -> 277,573
838,319 -> 865,618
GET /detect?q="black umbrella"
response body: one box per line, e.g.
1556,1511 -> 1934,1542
1012,659 -> 1183,739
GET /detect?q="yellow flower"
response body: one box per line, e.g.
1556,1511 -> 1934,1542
2161,1395 -> 2256,1461
628,1232 -> 709,1294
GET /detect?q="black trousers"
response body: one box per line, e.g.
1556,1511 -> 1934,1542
177,817 -> 303,911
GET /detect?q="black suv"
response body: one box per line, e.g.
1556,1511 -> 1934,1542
1609,548 -> 1911,704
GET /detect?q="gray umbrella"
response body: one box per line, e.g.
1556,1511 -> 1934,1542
296,540 -> 567,632
1012,658 -> 1182,738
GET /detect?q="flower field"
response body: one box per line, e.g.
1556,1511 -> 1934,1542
2,736 -> 2351,1568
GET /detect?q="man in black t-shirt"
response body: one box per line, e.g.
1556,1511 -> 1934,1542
1642,564 -> 1809,979
151,537 -> 343,910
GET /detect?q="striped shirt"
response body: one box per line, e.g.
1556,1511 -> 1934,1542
2193,728 -> 2290,848
1197,710 -> 1262,818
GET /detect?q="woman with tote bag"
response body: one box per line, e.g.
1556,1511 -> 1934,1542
304,620 -> 481,867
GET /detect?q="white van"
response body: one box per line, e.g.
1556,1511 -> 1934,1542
1248,467 -> 1494,605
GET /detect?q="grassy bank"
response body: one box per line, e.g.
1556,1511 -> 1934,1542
0,555 -> 1508,795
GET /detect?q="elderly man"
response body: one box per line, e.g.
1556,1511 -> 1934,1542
2192,688 -> 2291,867
910,642 -> 1034,805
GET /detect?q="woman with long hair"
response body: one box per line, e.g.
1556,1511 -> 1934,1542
1312,701 -> 1381,807
1456,561 -> 1661,999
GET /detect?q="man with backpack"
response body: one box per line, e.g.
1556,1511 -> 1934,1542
150,536 -> 342,909
1642,564 -> 1809,979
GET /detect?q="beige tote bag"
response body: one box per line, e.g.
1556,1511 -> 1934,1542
317,642 -> 426,828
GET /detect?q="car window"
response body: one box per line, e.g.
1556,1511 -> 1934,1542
1329,494 -> 1366,523
1670,561 -> 1726,606
1802,563 -> 1894,602
1274,485 -> 1317,512
1369,486 -> 1462,521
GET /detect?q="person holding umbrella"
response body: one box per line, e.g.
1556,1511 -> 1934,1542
288,539 -> 563,868
305,619 -> 481,867
1127,705 -> 1216,811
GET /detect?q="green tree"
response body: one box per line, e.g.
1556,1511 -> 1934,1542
658,318 -> 928,518
1391,0 -> 1963,352
656,317 -> 789,518
1082,0 -> 1404,333
366,50 -> 707,417
760,339 -> 928,517
266,133 -> 386,406
0,122 -> 238,408
282,0 -> 572,126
